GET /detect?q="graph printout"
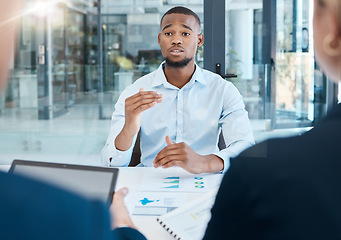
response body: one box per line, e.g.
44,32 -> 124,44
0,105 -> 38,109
124,192 -> 187,216
139,174 -> 223,193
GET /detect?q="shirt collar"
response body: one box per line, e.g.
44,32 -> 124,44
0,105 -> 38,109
151,61 -> 208,88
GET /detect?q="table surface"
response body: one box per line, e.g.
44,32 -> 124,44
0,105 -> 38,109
0,165 -> 222,240
116,167 -> 223,239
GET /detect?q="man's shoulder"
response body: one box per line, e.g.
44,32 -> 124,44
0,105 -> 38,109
199,66 -> 223,79
233,128 -> 326,175
197,66 -> 235,87
237,134 -> 305,161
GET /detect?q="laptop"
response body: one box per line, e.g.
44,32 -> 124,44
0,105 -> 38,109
9,159 -> 119,204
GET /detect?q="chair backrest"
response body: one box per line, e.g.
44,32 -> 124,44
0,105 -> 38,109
218,131 -> 226,150
129,131 -> 141,167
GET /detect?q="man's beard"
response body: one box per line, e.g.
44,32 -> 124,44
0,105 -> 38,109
164,57 -> 193,68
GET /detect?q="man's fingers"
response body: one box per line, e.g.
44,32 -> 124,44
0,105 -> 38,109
154,150 -> 184,167
165,136 -> 174,145
156,144 -> 183,159
113,187 -> 129,203
133,98 -> 160,110
154,155 -> 176,168
128,101 -> 157,114
111,187 -> 135,230
125,91 -> 162,116
162,160 -> 184,169
126,91 -> 162,107
126,91 -> 162,103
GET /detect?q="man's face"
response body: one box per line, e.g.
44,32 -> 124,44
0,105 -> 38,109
158,13 -> 203,68
313,0 -> 341,82
313,0 -> 330,75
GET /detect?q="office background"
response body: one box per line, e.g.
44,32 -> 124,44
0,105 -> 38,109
0,0 -> 339,166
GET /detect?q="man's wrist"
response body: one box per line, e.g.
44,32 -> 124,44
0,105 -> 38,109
121,124 -> 138,138
115,224 -> 133,229
115,127 -> 136,151
205,155 -> 224,173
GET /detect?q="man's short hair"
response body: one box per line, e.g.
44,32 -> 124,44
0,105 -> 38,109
160,6 -> 201,29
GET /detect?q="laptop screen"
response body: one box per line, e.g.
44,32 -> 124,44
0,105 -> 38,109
9,160 -> 119,204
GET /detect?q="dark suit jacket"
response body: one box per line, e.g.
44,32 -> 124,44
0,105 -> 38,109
204,104 -> 341,239
0,171 -> 146,240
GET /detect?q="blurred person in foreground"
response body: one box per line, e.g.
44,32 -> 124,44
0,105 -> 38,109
203,0 -> 341,239
0,1 -> 145,239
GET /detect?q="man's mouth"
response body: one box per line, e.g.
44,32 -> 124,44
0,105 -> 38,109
169,48 -> 184,55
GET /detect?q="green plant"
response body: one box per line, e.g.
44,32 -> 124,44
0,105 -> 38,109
226,47 -> 242,78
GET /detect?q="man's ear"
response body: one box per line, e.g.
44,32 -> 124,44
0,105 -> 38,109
323,8 -> 341,56
158,33 -> 161,46
197,33 -> 204,47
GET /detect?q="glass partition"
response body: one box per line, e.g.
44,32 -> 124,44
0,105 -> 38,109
274,0 -> 315,128
225,0 -> 324,137
0,0 -> 337,165
0,0 -> 204,165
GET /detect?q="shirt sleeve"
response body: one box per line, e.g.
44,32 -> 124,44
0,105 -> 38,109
101,89 -> 138,167
214,83 -> 255,172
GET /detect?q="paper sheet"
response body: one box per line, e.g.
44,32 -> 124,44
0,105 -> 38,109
138,174 -> 223,193
156,187 -> 219,240
124,192 -> 187,216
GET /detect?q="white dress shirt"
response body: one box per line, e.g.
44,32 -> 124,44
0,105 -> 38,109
102,62 -> 254,172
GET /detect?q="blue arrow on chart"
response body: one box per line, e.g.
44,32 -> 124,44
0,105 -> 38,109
139,198 -> 160,206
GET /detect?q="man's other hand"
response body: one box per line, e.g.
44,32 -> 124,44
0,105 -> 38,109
110,187 -> 135,229
153,136 -> 224,174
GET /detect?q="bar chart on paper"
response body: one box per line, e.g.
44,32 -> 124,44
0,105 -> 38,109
139,175 -> 222,193
163,177 -> 180,189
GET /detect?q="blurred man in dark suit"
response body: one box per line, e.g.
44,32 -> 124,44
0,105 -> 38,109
203,0 -> 341,239
0,2 -> 145,239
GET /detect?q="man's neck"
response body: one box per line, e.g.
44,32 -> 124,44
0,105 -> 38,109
163,63 -> 196,89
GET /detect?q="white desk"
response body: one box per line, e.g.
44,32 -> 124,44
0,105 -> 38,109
116,167 -> 223,240
1,165 -> 222,240
0,165 -> 10,172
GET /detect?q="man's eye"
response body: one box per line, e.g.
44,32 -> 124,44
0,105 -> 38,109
317,0 -> 326,7
165,33 -> 172,36
183,33 -> 190,36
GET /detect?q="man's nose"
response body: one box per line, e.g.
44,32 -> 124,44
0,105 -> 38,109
171,35 -> 182,45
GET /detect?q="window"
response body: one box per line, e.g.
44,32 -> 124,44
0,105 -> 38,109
0,0 -> 337,165
0,0 -> 203,165
222,0 -> 331,142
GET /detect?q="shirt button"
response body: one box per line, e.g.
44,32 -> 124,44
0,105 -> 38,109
178,110 -> 182,114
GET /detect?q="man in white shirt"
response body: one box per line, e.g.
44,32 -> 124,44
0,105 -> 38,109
102,6 -> 254,174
